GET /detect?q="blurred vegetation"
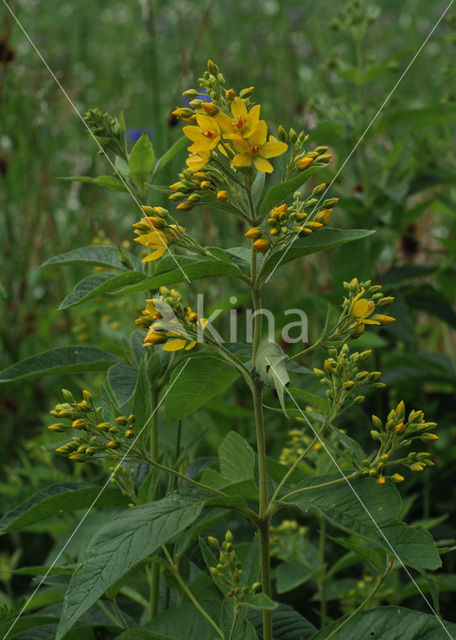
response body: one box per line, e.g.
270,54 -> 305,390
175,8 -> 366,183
1,0 -> 456,627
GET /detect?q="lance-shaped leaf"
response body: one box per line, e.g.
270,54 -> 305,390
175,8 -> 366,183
42,245 -> 133,271
0,346 -> 118,383
259,228 -> 375,280
310,605 -> 456,640
56,492 -> 206,639
164,356 -> 239,423
129,132 -> 155,191
255,340 -> 290,416
284,475 -> 441,571
0,483 -> 128,533
59,271 -> 145,310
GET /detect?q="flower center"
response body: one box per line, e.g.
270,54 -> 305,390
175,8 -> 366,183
251,144 -> 260,155
234,117 -> 244,130
202,130 -> 214,139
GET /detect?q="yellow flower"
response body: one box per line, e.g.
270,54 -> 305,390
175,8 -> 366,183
186,147 -> 211,171
349,288 -> 381,332
183,114 -> 221,151
134,229 -> 169,262
134,225 -> 183,262
230,121 -> 288,173
216,97 -> 261,139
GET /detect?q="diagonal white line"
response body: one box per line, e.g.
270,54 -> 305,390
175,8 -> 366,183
265,357 -> 454,639
2,359 -> 190,640
2,0 -> 190,283
265,0 -> 454,284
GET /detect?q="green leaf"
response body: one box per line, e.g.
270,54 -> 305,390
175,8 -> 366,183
164,356 -> 239,423
59,175 -> 129,192
242,593 -> 278,611
275,560 -> 314,594
0,483 -> 128,532
326,534 -> 385,573
287,387 -> 329,414
144,602 -> 221,640
42,245 -> 131,271
118,259 -> 244,294
116,630 -> 177,640
260,165 -> 322,215
285,476 -> 441,571
248,604 -> 317,640
129,132 -> 155,191
0,615 -> 59,640
0,346 -> 118,383
132,359 -> 153,444
252,170 -> 266,206
260,228 -> 376,280
310,606 -> 456,640
218,431 -> 255,483
56,492 -> 206,639
107,362 -> 138,406
59,271 -> 145,309
152,136 -> 187,179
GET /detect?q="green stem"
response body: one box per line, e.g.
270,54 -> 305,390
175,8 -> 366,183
149,385 -> 160,618
324,563 -> 391,640
162,545 -> 225,639
228,608 -> 240,640
250,245 -> 273,640
318,516 -> 327,628
97,599 -> 125,629
279,473 -> 358,503
141,453 -> 226,496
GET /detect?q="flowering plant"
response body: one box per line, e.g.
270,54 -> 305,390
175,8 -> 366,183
0,61 -> 449,640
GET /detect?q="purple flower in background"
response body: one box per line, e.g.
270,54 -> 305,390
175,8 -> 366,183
127,127 -> 154,143
182,90 -> 211,107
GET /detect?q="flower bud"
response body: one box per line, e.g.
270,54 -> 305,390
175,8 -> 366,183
377,475 -> 386,485
182,88 -> 200,98
296,157 -> 313,171
370,430 -> 381,440
245,227 -> 263,240
289,128 -> 297,143
201,102 -> 219,116
107,440 -> 120,449
48,423 -> 66,432
252,238 -> 270,253
207,59 -> 219,75
317,153 -> 332,163
61,389 -> 74,402
421,433 -> 438,442
225,88 -> 236,101
277,125 -> 287,142
372,314 -> 395,325
371,415 -> 382,429
125,429 -> 134,438
312,183 -> 327,195
217,190 -> 228,202
392,473 -> 404,483
239,86 -> 255,98
72,419 -> 86,430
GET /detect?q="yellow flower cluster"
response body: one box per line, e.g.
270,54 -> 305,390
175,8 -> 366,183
48,389 -> 137,462
177,94 -> 288,175
135,287 -> 207,352
365,400 -> 438,484
343,278 -> 395,337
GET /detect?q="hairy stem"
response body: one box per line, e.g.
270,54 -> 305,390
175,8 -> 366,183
149,385 -> 160,618
250,247 -> 273,640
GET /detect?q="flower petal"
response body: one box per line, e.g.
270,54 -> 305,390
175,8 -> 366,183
249,120 -> 267,145
260,140 -> 288,158
253,155 -> 273,173
182,125 -> 203,143
231,97 -> 247,120
215,111 -> 233,132
162,338 -> 187,351
232,153 -> 253,167
141,246 -> 167,262
246,104 -> 261,132
184,340 -> 196,350
195,113 -> 219,133
228,135 -> 250,153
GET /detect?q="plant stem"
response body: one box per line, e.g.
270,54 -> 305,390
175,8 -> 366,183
323,563 -> 391,640
162,545 -> 225,639
141,453 -> 227,496
279,473 -> 358,503
149,384 -> 160,618
250,247 -> 273,640
318,516 -> 327,628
